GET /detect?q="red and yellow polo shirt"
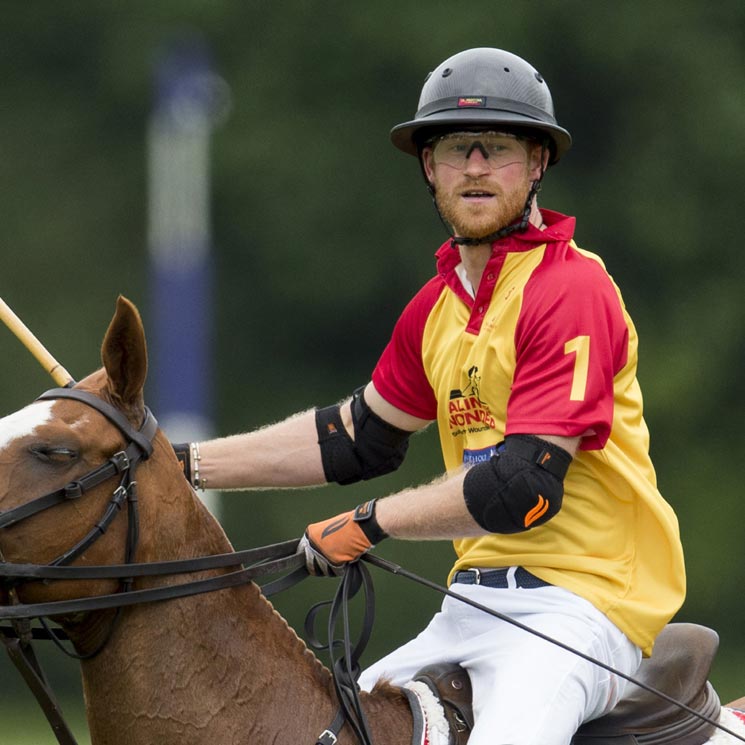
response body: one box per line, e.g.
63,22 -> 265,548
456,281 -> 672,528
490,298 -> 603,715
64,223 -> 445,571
371,209 -> 685,655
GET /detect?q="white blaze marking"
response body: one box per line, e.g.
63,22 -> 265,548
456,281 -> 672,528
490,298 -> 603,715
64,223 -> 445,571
0,401 -> 56,451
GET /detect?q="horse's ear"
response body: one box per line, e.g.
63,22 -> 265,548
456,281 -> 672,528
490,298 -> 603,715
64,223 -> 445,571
101,296 -> 148,410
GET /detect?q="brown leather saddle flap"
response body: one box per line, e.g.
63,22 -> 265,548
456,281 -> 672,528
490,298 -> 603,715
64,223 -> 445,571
573,622 -> 720,745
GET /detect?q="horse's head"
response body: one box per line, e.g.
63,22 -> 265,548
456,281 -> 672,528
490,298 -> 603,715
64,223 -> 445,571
0,296 -> 216,613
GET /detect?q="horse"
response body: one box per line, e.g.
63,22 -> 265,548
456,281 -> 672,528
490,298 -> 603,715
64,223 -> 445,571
0,295 -> 743,745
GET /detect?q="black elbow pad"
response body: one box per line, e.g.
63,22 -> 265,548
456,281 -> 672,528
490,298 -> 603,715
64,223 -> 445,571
316,387 -> 411,485
463,435 -> 572,534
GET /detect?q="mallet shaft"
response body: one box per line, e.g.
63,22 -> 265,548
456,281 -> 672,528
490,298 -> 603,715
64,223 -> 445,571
0,297 -> 73,387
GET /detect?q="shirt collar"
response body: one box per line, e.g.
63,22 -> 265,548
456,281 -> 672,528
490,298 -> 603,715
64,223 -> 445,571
435,209 -> 576,275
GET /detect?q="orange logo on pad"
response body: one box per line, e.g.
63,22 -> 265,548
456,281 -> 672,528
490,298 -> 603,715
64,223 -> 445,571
524,495 -> 549,528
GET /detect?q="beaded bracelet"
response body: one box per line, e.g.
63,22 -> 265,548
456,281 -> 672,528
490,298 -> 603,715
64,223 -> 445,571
190,441 -> 207,491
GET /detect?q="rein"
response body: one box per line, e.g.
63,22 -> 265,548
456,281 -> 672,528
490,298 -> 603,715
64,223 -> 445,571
0,543 -> 306,619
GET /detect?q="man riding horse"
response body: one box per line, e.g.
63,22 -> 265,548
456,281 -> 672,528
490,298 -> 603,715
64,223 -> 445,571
177,47 -> 686,744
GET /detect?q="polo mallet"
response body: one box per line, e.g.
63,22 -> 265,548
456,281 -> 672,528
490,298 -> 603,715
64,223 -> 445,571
0,296 -> 74,387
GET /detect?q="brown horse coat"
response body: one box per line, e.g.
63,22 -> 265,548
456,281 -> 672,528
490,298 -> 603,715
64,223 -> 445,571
0,297 -> 412,745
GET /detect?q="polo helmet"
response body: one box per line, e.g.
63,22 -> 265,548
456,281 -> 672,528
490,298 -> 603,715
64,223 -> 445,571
390,48 -> 571,164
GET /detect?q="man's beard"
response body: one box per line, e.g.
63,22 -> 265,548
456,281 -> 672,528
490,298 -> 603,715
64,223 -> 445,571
434,180 -> 531,241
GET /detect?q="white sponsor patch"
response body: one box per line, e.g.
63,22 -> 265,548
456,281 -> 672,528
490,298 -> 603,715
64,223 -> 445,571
0,401 -> 55,451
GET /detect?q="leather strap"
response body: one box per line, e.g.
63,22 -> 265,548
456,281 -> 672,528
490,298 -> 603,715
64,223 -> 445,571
37,389 -> 155,457
505,434 -> 571,479
0,538 -> 301,582
307,562 -> 377,745
0,551 -> 306,621
0,632 -> 78,745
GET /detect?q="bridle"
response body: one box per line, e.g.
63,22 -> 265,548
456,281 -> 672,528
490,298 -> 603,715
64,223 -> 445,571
0,387 -> 157,649
0,388 -> 157,569
0,386 -> 307,745
0,386 -> 156,745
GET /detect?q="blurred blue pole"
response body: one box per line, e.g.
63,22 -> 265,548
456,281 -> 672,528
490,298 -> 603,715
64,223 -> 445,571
147,34 -> 230,517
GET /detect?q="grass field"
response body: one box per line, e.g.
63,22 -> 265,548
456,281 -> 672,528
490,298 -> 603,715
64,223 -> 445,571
0,702 -> 90,745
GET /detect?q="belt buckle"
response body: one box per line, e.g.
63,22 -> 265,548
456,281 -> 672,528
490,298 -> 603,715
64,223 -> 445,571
466,567 -> 482,585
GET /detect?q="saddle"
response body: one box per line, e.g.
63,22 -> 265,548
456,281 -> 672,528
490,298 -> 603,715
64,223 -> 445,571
411,623 -> 721,745
573,623 -> 721,745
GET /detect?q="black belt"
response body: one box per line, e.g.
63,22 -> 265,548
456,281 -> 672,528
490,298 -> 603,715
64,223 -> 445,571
452,567 -> 550,589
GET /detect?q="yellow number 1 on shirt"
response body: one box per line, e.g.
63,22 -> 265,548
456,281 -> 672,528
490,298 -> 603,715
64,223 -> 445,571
564,335 -> 590,401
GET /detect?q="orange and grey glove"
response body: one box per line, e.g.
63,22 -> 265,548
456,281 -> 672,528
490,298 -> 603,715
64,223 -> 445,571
299,499 -> 388,577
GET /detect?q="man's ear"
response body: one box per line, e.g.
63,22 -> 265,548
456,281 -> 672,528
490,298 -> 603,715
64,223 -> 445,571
421,147 -> 436,186
528,142 -> 549,181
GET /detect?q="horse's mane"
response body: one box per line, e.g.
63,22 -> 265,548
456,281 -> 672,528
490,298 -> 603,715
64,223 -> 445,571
252,581 -> 335,686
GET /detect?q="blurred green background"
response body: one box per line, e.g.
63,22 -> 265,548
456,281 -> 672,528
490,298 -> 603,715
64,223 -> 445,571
1,2 -> 744,742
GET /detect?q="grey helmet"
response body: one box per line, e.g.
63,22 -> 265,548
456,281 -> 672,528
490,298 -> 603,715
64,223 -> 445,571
391,48 -> 571,165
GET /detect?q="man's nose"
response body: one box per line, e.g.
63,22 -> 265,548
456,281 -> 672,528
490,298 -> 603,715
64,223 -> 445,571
463,143 -> 491,174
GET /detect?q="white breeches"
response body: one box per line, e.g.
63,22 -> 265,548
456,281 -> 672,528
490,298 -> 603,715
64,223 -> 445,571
359,581 -> 642,745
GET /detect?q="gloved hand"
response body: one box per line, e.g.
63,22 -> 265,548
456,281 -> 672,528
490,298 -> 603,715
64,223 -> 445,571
299,499 -> 388,576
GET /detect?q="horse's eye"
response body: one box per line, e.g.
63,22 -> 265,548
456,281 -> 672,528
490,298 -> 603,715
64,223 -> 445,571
29,446 -> 79,464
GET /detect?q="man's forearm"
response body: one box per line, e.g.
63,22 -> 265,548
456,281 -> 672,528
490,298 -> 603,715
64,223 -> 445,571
197,408 -> 328,490
374,470 -> 487,540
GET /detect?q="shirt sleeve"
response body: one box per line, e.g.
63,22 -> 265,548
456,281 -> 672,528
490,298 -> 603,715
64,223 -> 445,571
505,247 -> 629,450
371,278 -> 441,421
